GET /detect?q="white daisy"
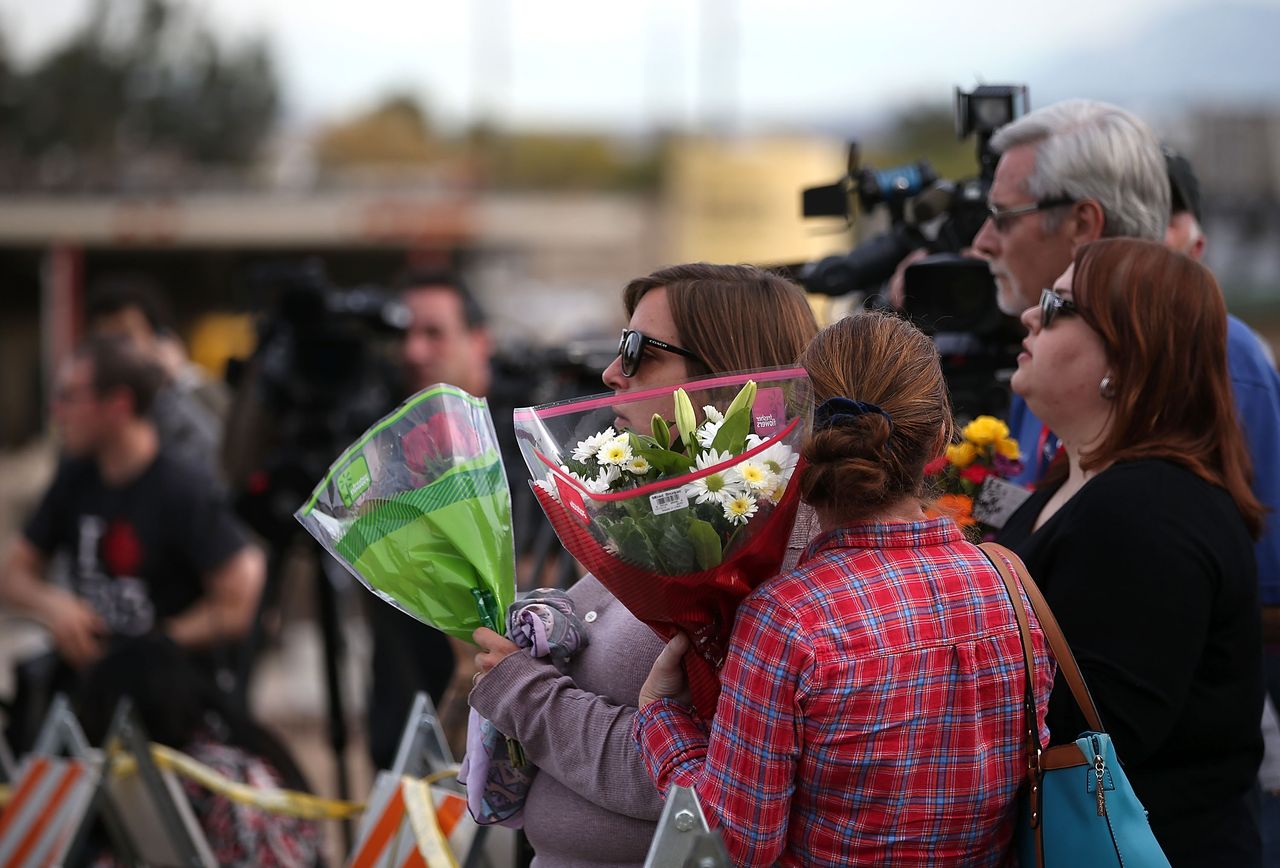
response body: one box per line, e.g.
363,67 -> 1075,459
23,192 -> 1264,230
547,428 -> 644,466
686,449 -> 742,505
533,471 -> 559,498
702,405 -> 724,424
583,464 -> 622,494
722,493 -> 758,525
695,419 -> 724,449
734,458 -> 774,492
572,427 -> 616,463
625,456 -> 651,475
596,435 -> 633,466
758,440 -> 798,480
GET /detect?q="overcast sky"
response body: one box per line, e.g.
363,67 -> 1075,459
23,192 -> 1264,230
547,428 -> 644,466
0,0 -> 1251,132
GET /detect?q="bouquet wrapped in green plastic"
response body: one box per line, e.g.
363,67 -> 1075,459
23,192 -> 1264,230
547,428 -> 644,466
295,384 -> 516,640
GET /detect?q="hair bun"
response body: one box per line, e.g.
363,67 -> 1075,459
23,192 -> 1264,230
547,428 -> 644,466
799,418 -> 893,514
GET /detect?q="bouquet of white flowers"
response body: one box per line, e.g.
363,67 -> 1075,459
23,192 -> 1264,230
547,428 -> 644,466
514,367 -> 812,715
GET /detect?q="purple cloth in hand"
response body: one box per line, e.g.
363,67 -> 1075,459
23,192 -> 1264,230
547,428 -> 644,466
461,588 -> 590,826
507,588 -> 589,665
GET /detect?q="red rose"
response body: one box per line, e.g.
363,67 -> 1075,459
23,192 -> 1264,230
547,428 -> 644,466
101,520 -> 143,576
404,413 -> 483,475
923,456 -> 948,476
960,464 -> 992,485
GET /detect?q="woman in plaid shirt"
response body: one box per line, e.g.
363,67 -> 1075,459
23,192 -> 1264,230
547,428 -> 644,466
636,312 -> 1054,867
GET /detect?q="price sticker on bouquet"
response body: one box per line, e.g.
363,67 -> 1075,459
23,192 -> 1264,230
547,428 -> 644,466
649,488 -> 690,516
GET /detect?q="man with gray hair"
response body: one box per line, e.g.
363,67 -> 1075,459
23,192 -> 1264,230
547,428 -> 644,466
974,98 -> 1170,313
972,98 -> 1171,483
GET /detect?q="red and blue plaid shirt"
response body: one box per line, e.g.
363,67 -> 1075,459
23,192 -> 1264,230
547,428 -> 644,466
635,518 -> 1053,867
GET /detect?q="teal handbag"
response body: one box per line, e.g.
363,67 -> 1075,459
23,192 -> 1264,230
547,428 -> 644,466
981,543 -> 1172,868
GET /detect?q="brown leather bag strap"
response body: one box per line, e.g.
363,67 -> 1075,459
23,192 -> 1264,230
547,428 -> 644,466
980,543 -> 1043,766
980,542 -> 1105,733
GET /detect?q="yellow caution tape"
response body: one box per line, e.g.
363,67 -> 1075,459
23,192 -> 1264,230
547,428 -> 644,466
403,776 -> 460,868
107,744 -> 459,822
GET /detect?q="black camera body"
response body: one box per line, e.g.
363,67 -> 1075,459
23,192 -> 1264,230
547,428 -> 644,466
224,261 -> 407,543
799,84 -> 1030,418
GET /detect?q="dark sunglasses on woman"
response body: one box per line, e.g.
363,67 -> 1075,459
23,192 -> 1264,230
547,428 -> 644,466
1039,288 -> 1077,329
616,329 -> 704,378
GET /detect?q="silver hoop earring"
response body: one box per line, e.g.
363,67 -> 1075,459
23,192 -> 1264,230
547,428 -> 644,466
1100,375 -> 1116,400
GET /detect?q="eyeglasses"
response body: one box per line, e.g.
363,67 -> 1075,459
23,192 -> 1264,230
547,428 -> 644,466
1039,288 -> 1078,329
987,196 -> 1077,233
616,329 -> 704,378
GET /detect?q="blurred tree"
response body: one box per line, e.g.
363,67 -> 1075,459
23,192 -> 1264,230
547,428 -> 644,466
476,131 -> 662,192
3,0 -> 279,189
315,93 -> 439,168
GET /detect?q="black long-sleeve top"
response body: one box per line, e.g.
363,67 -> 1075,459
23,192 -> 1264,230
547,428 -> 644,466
998,459 -> 1264,867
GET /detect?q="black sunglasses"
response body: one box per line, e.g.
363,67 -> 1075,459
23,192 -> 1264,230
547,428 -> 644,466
616,329 -> 704,378
1039,288 -> 1078,329
987,196 -> 1077,233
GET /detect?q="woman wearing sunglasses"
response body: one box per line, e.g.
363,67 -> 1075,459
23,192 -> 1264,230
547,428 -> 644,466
998,237 -> 1265,866
469,262 -> 818,867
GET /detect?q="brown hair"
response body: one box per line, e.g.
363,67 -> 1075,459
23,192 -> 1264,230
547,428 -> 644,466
77,335 -> 166,418
1064,237 -> 1263,537
797,312 -> 953,522
623,263 -> 818,374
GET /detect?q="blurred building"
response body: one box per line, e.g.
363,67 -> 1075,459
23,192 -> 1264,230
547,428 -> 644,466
0,132 -> 855,448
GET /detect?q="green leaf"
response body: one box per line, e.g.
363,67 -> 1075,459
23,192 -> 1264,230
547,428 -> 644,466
651,414 -> 671,450
657,519 -> 697,573
711,406 -> 752,455
687,519 -> 723,570
636,446 -> 695,475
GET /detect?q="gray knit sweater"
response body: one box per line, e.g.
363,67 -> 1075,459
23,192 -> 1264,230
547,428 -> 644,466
468,574 -> 666,867
467,504 -> 819,867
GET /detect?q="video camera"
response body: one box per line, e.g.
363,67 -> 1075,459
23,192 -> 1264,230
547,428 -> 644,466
799,84 -> 1030,417
224,260 -> 407,543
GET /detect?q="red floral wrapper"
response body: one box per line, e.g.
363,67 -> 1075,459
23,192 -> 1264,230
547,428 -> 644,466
514,367 -> 813,717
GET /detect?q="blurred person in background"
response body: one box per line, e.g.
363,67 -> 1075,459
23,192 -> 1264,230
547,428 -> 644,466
469,263 -> 819,868
1166,145 -> 1280,866
997,239 -> 1264,866
363,268 -> 496,771
87,276 -> 228,478
0,336 -> 264,751
76,634 -> 323,867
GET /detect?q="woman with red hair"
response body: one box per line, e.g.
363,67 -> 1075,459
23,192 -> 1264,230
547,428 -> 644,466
998,237 -> 1265,866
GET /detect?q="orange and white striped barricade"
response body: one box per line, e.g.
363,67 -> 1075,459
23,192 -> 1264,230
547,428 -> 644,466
347,771 -> 476,868
0,695 -> 104,866
389,693 -> 457,781
0,754 -> 99,867
642,785 -> 730,868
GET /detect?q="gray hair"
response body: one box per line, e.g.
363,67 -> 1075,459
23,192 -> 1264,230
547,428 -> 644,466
990,99 -> 1170,240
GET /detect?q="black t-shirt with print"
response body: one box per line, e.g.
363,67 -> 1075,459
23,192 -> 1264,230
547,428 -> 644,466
23,452 -> 248,637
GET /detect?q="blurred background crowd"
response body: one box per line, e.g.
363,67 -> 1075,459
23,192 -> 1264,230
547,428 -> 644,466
1,0 -> 1279,863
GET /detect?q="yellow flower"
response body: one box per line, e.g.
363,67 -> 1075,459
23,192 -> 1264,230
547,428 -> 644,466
962,416 -> 1010,446
946,442 -> 978,468
995,437 -> 1021,460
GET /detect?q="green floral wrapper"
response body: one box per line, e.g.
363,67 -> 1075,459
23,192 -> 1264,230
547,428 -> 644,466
296,384 -> 514,640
